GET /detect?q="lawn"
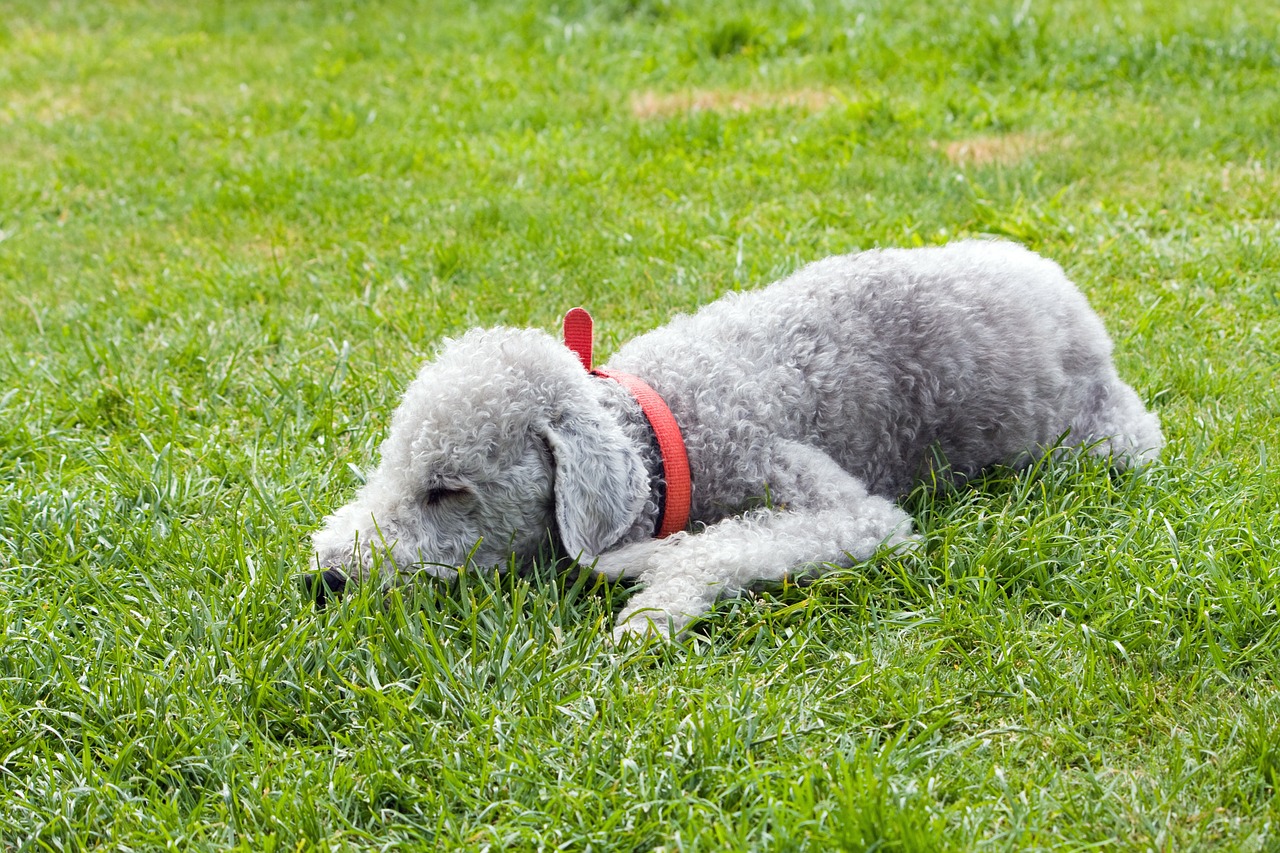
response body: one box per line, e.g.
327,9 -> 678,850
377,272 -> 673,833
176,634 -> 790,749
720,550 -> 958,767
1,0 -> 1278,848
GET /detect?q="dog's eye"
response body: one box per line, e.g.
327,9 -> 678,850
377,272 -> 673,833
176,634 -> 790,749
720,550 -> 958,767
423,487 -> 468,507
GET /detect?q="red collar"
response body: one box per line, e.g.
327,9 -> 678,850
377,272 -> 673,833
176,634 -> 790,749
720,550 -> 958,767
563,307 -> 691,538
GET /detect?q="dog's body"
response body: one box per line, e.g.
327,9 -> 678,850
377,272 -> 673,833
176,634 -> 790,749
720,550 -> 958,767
312,241 -> 1163,639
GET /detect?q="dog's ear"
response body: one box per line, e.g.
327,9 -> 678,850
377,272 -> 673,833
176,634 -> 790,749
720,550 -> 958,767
541,412 -> 647,559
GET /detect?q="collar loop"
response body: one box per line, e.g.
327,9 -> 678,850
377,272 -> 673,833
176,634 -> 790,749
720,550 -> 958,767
563,308 -> 691,538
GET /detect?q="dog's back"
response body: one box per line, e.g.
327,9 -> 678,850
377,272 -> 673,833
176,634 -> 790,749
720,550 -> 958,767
609,240 -> 1155,503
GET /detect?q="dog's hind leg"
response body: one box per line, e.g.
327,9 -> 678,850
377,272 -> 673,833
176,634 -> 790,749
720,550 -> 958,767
607,441 -> 917,642
1066,378 -> 1164,468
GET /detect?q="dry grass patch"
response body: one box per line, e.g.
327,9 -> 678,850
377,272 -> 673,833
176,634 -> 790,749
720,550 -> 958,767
939,132 -> 1061,167
0,84 -> 88,126
630,88 -> 840,119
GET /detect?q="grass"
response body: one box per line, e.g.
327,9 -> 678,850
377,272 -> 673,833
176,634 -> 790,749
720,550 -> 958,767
1,0 -> 1278,848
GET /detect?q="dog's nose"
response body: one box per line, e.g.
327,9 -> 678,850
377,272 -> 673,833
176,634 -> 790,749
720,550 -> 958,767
306,568 -> 348,608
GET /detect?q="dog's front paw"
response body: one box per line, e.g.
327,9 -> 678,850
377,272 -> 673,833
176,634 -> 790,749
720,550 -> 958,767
886,529 -> 924,555
610,608 -> 687,646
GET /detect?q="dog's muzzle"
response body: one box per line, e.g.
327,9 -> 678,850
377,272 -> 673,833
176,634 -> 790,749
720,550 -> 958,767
305,569 -> 348,608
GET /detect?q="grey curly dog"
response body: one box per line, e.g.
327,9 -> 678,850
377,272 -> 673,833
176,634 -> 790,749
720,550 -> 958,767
311,240 -> 1163,641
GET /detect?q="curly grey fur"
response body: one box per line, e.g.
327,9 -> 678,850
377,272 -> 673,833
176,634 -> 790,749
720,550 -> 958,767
312,240 -> 1163,640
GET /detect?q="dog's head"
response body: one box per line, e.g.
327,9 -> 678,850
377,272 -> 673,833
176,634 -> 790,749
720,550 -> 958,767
310,327 -> 647,599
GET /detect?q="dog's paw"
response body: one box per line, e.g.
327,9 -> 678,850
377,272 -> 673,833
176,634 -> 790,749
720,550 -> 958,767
885,529 -> 924,556
610,608 -> 685,646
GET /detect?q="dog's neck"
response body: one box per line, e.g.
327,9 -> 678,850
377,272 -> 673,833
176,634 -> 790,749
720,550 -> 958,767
595,378 -> 666,544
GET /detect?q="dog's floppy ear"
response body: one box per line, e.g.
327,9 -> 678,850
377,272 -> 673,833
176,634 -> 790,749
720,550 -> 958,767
541,411 -> 647,559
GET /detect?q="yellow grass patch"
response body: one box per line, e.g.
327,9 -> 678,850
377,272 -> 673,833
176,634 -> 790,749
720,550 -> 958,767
238,230 -> 305,264
938,132 -> 1060,167
1,84 -> 88,125
630,88 -> 840,119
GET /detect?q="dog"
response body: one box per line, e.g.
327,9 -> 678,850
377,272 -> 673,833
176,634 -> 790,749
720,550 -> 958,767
311,240 -> 1163,640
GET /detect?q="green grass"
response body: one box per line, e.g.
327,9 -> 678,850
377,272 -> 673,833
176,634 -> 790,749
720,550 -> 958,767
1,0 -> 1279,848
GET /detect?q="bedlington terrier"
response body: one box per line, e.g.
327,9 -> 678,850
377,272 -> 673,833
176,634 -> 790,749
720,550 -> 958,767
311,240 -> 1163,640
